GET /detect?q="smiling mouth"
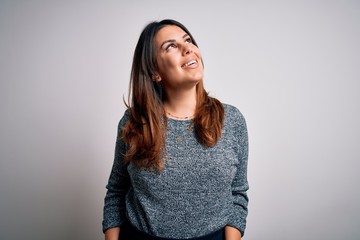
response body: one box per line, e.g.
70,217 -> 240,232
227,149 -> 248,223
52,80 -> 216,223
182,59 -> 197,68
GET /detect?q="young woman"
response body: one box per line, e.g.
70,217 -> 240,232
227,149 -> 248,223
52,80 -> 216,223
103,19 -> 249,240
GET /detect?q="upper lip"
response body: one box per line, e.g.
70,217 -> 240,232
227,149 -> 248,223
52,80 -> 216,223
181,59 -> 197,68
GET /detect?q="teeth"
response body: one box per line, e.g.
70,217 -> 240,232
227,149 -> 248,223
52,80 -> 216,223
183,60 -> 196,67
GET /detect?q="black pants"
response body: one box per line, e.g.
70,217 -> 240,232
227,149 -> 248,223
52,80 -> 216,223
120,221 -> 225,240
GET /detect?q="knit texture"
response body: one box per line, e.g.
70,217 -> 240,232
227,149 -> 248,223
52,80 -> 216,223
103,104 -> 249,238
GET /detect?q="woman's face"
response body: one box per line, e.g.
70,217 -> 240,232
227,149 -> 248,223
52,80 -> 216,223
154,25 -> 203,91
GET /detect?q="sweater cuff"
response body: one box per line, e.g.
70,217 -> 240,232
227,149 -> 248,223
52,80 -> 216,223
102,215 -> 125,233
227,211 -> 247,237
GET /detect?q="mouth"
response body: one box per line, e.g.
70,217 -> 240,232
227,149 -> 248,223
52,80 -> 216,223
181,59 -> 197,68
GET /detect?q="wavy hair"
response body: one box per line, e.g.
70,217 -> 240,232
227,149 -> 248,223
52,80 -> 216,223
122,19 -> 224,171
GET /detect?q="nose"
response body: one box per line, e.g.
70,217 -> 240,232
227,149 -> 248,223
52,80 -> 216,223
182,44 -> 192,55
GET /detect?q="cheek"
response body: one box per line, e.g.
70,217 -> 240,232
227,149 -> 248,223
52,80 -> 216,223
158,56 -> 180,74
195,49 -> 202,60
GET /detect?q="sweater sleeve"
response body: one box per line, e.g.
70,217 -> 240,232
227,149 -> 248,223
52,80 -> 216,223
227,108 -> 249,237
102,110 -> 131,233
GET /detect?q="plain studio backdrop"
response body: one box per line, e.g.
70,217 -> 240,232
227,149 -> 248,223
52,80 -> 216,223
1,0 -> 359,239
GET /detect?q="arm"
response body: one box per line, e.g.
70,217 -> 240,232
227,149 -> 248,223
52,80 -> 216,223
227,109 -> 249,238
102,112 -> 131,237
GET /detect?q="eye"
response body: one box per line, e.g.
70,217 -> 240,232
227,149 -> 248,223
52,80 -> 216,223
185,37 -> 192,44
166,43 -> 177,51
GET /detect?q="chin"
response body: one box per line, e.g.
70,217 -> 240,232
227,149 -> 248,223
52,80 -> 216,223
193,74 -> 204,82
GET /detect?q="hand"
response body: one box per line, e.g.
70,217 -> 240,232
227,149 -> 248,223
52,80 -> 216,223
104,227 -> 120,240
225,226 -> 241,240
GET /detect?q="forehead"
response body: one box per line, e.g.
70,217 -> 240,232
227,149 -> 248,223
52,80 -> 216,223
155,25 -> 187,46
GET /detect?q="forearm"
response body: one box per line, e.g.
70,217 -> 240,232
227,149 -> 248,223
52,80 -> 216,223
104,227 -> 120,240
225,226 -> 242,240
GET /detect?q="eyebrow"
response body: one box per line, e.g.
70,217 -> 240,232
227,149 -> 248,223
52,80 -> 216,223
159,33 -> 189,50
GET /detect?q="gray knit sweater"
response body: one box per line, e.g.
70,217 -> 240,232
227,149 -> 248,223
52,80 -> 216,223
102,104 -> 249,238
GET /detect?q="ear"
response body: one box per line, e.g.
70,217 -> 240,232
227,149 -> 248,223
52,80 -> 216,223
152,73 -> 162,82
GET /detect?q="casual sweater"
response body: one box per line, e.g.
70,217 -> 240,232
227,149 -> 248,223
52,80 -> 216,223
102,103 -> 249,238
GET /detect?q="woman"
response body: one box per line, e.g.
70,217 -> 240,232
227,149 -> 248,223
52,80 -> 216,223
103,19 -> 249,240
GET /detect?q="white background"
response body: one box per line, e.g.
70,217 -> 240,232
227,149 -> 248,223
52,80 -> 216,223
1,1 -> 359,239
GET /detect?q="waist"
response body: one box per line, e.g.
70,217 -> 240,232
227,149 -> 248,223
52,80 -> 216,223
121,220 -> 225,240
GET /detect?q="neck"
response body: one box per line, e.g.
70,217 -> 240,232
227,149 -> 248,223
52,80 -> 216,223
163,87 -> 197,119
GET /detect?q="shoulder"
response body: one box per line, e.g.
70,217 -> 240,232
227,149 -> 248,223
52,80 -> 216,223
221,104 -> 248,148
118,108 -> 131,129
222,103 -> 246,125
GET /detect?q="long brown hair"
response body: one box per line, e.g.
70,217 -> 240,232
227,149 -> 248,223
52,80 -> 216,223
123,19 -> 224,171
